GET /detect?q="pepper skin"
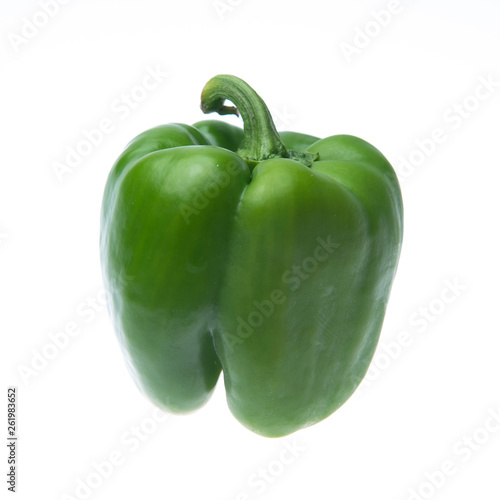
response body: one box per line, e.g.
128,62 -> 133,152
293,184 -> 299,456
100,75 -> 403,437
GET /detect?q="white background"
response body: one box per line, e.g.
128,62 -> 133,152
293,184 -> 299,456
2,0 -> 500,499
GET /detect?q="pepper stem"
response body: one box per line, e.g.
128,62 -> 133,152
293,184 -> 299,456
200,75 -> 289,164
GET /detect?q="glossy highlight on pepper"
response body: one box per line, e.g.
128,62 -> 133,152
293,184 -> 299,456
100,75 -> 403,437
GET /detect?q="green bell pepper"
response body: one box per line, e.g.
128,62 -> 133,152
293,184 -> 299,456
100,75 -> 403,437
